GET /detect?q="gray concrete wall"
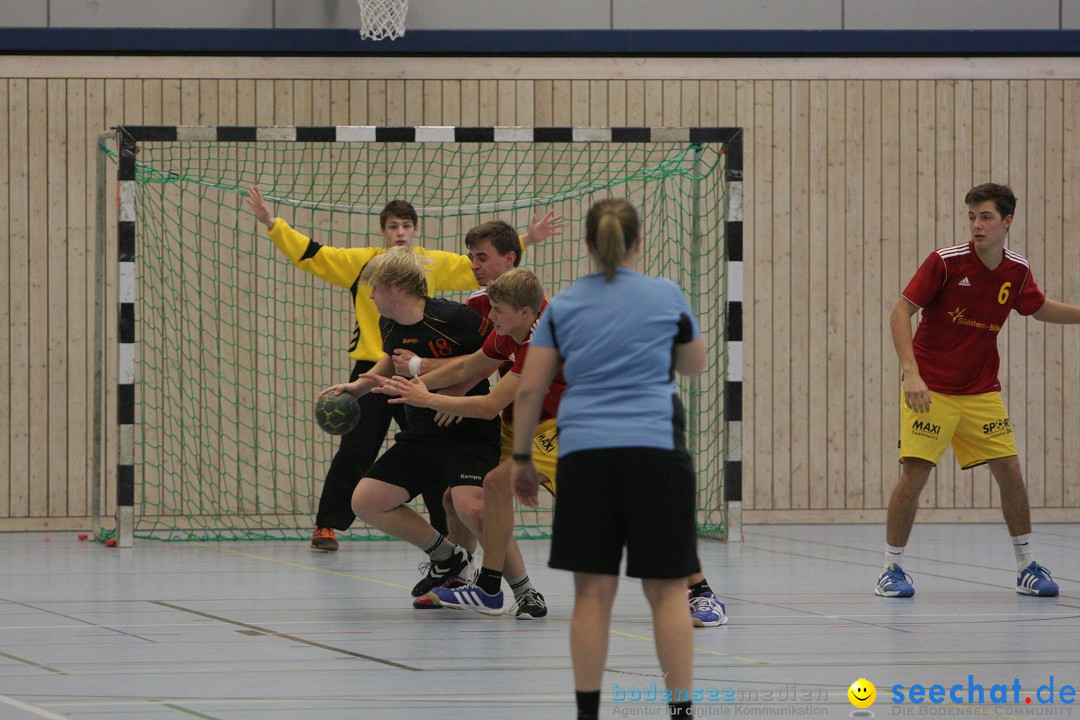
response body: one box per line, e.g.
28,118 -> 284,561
0,0 -> 1078,30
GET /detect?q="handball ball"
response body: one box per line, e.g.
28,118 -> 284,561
315,392 -> 361,435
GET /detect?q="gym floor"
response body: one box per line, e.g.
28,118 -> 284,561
3,523 -> 1078,719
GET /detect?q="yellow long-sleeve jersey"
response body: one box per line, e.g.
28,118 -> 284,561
268,218 -> 480,362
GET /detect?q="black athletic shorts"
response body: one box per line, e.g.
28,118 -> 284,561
548,447 -> 699,579
365,435 -> 499,501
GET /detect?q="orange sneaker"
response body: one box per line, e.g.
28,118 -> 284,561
310,527 -> 339,552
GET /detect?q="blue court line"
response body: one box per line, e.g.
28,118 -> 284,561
0,597 -> 157,643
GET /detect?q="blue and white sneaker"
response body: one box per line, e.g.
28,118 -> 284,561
428,584 -> 505,616
875,563 -> 915,597
1016,562 -> 1059,597
689,592 -> 728,627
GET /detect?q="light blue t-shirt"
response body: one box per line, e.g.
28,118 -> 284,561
531,267 -> 700,455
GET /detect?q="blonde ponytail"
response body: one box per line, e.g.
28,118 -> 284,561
585,198 -> 640,283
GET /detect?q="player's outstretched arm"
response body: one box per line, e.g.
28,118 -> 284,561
1033,299 -> 1080,324
319,354 -> 392,399
394,347 -> 502,390
245,187 -> 277,231
391,348 -> 466,381
376,371 -> 515,420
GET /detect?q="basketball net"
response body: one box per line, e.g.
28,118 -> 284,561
357,0 -> 409,41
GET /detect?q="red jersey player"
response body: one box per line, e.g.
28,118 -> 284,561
878,183 -> 1080,599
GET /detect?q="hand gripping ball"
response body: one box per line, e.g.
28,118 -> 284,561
315,392 -> 362,436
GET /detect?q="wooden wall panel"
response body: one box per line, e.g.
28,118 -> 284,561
1063,80 -> 1080,510
751,80 -> 772,512
1042,81 -> 1064,510
0,79 -> 9,519
844,79 -> 865,512
8,78 -> 30,520
47,78 -> 69,517
28,79 -> 49,520
771,81 -> 792,511
878,80 -> 901,514
789,81 -> 811,511
861,80 -> 883,512
3,57 -> 1080,529
806,80 -> 829,510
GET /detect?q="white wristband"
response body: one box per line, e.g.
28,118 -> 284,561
408,355 -> 423,378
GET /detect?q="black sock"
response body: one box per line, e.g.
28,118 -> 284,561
670,700 -> 693,717
576,690 -> 600,719
477,567 -> 503,596
689,578 -> 712,597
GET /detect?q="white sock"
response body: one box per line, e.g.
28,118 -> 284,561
507,573 -> 534,598
885,544 -> 905,572
422,532 -> 454,562
1012,533 -> 1034,572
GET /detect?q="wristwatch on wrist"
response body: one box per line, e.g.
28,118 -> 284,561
511,452 -> 532,462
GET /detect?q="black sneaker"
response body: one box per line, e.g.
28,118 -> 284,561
411,546 -> 471,597
507,588 -> 547,619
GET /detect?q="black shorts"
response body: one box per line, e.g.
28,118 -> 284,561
549,447 -> 699,579
365,435 -> 499,501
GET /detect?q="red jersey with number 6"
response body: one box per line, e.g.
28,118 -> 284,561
481,300 -> 566,423
901,241 -> 1045,396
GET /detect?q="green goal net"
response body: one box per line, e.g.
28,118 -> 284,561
112,129 -> 730,541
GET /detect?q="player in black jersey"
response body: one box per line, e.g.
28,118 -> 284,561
323,247 -> 501,596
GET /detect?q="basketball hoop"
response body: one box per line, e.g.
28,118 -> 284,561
357,0 -> 409,41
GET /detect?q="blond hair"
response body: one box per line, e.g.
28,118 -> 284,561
585,198 -> 640,282
487,268 -> 545,314
359,246 -> 429,298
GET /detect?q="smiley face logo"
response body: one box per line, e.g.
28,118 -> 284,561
848,678 -> 876,708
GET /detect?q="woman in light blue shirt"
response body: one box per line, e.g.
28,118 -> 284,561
511,198 -> 706,720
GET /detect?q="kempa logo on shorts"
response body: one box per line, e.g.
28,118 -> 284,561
911,419 -> 941,438
982,418 -> 1012,436
400,337 -> 419,344
459,474 -> 482,481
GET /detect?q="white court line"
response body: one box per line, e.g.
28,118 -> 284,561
0,693 -> 71,720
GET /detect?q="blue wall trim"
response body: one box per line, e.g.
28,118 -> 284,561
2,28 -> 1079,56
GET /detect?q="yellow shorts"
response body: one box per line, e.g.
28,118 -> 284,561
898,388 -> 1017,469
501,418 -> 558,495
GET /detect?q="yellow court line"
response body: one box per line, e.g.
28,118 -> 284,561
192,545 -> 412,591
0,651 -> 66,675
